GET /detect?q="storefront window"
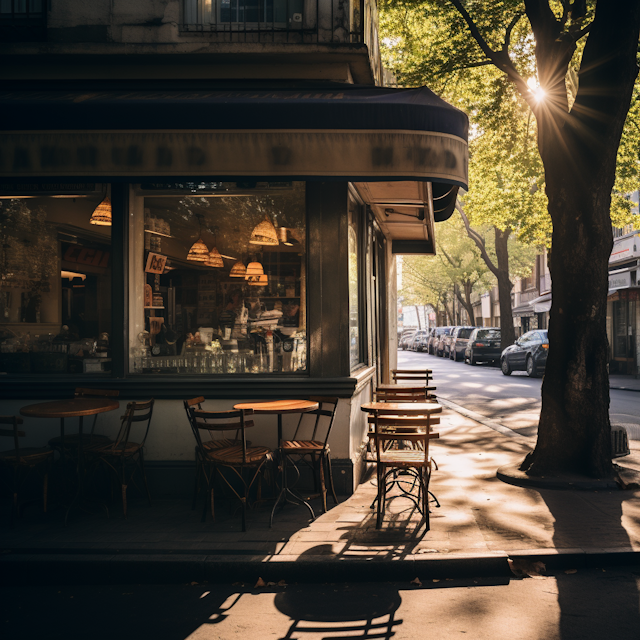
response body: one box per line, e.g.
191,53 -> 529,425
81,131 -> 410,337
348,199 -> 361,369
0,190 -> 112,375
130,182 -> 306,375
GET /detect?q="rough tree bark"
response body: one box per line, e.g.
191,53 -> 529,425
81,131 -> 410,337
457,203 -> 516,350
449,0 -> 640,478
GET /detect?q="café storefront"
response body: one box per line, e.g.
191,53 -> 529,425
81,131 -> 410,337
0,86 -> 468,494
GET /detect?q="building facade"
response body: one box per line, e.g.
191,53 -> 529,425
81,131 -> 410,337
0,1 -> 469,494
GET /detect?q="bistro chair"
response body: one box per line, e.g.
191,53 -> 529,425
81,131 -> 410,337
369,408 -> 440,530
391,370 -> 437,398
0,415 -> 54,525
189,407 -> 271,531
86,399 -> 154,518
183,396 -> 250,511
48,388 -> 119,451
279,396 -> 340,514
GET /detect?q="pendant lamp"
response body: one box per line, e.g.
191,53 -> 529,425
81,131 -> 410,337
205,245 -> 224,268
187,237 -> 209,262
230,260 -> 247,277
249,215 -> 279,246
248,273 -> 269,286
245,261 -> 264,278
90,196 -> 112,226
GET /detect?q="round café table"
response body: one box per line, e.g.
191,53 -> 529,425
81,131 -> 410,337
21,398 -> 120,524
233,399 -> 319,526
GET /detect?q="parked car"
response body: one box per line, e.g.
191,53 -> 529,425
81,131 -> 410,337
414,330 -> 432,352
435,327 -> 454,357
440,327 -> 458,358
465,328 -> 502,365
449,326 -> 476,361
500,330 -> 549,377
399,329 -> 417,350
409,330 -> 428,351
428,327 -> 450,355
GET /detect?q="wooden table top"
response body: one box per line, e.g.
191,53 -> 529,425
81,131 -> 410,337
360,402 -> 442,414
20,398 -> 120,419
233,399 -> 319,414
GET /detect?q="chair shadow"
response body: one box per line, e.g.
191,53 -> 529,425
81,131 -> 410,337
540,488 -> 640,639
274,579 -> 402,640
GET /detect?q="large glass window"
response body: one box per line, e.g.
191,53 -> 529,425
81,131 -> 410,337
348,198 -> 362,370
0,189 -> 112,375
130,182 -> 306,375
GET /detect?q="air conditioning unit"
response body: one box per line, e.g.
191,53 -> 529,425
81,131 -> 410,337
612,425 -> 630,458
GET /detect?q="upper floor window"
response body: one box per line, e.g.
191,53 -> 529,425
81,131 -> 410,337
183,0 -> 304,29
0,0 -> 46,42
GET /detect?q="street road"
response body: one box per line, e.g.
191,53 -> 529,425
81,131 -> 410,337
3,570 -> 640,640
398,349 -> 640,439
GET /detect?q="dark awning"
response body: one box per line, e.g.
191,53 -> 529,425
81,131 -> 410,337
0,85 -> 468,187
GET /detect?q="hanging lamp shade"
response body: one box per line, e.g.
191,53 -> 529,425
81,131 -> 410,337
249,215 -> 279,246
187,237 -> 209,262
248,273 -> 269,286
245,261 -> 264,278
230,260 -> 247,277
205,246 -> 224,268
89,196 -> 112,226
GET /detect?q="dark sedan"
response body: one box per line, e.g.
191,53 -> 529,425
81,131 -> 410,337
465,328 -> 501,365
449,326 -> 476,361
500,330 -> 549,377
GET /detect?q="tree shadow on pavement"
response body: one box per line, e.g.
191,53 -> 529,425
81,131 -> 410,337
539,489 -> 640,640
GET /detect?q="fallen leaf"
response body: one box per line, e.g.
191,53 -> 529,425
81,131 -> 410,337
410,577 -> 422,586
190,581 -> 199,586
277,580 -> 287,587
266,582 -> 276,587
564,569 -> 577,575
254,577 -> 266,589
508,558 -> 547,579
432,579 -> 440,583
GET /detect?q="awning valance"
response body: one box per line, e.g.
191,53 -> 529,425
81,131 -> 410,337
0,86 -> 468,188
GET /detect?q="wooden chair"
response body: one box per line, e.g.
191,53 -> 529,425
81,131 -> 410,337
48,388 -> 119,450
369,408 -> 439,530
279,396 -> 339,514
86,399 -> 154,518
0,415 -> 53,525
189,407 -> 271,531
390,370 -> 437,398
183,396 -> 251,511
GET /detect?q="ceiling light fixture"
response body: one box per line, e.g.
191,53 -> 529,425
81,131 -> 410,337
249,215 -> 279,246
89,196 -> 112,226
230,260 -> 247,277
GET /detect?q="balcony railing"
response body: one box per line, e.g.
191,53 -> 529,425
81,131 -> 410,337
182,0 -> 369,44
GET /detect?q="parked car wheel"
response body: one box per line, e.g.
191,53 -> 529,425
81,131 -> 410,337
501,358 -> 512,376
467,352 -> 476,365
450,349 -> 455,361
526,356 -> 538,378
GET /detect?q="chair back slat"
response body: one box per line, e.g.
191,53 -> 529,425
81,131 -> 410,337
0,415 -> 25,459
291,397 -> 339,446
391,369 -> 433,384
190,408 -> 252,464
112,400 -> 155,450
376,386 -> 428,403
372,409 -> 436,465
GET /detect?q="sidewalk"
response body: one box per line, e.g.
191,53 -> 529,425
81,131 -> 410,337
2,408 -> 640,584
610,373 -> 640,392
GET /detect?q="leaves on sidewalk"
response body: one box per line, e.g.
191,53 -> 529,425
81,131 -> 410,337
254,577 -> 267,588
508,558 -> 547,579
410,577 -> 422,586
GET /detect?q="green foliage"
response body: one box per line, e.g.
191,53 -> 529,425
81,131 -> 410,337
380,0 -> 638,237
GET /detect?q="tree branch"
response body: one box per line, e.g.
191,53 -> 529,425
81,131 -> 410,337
503,12 -> 524,53
447,0 -> 536,110
456,200 -> 500,278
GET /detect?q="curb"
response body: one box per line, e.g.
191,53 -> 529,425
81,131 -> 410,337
0,551 -> 511,585
3,547 -> 640,585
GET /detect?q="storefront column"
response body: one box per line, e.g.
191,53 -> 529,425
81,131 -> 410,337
307,181 -> 350,378
110,182 -> 128,378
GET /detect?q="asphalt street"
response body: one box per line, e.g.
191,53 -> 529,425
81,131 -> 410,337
398,349 -> 640,439
3,569 -> 640,640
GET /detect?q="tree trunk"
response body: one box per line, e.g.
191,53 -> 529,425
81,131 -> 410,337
520,0 -> 640,479
414,305 -> 422,329
494,227 -> 516,351
454,280 -> 475,324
